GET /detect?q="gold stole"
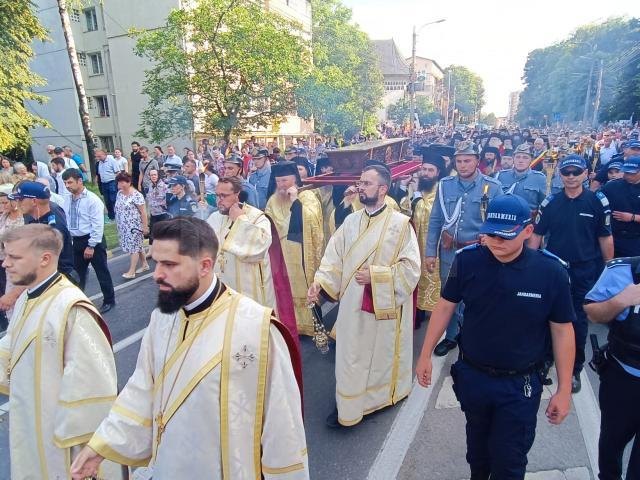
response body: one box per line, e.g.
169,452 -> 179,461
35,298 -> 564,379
341,208 -> 411,320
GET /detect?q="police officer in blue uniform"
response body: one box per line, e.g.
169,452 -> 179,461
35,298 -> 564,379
530,154 -> 614,393
248,148 -> 271,209
417,194 -> 576,480
166,176 -> 198,218
602,155 -> 640,257
426,140 -> 502,356
496,143 -> 547,216
584,257 -> 640,480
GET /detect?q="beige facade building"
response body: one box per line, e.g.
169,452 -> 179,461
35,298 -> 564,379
28,0 -> 313,164
508,91 -> 521,124
372,39 -> 410,122
407,56 -> 444,105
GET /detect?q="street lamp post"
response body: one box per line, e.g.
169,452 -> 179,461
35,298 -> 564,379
410,18 -> 446,140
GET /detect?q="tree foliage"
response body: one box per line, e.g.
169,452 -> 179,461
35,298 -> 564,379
444,65 -> 485,116
0,0 -> 49,152
132,0 -> 309,143
518,17 -> 640,125
387,96 -> 441,126
296,0 -> 383,138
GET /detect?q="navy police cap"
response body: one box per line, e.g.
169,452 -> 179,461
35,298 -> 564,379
480,194 -> 531,240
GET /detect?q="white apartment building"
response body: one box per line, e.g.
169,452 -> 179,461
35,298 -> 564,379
28,0 -> 313,164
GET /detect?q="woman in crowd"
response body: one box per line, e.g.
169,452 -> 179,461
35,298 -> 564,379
145,168 -> 169,245
0,184 -> 24,330
114,171 -> 149,279
0,157 -> 13,175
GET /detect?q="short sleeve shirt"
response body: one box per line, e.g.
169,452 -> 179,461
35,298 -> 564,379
442,246 -> 575,370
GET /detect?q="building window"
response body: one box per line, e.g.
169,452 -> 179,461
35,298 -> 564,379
95,96 -> 110,117
84,7 -> 98,31
99,136 -> 114,153
78,52 -> 86,67
88,52 -> 103,75
70,9 -> 81,22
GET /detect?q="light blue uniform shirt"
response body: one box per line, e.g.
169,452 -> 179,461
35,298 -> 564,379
585,260 -> 640,377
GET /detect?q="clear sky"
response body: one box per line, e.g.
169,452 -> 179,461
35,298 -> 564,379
341,0 -> 640,117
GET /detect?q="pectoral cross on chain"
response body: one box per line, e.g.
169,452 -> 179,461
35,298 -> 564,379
155,413 -> 165,448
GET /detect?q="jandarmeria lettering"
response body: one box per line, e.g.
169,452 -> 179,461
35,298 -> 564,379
517,292 -> 542,299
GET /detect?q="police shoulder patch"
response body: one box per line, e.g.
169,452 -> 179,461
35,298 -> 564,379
606,257 -> 632,269
455,243 -> 480,255
595,191 -> 610,208
190,202 -> 198,213
539,194 -> 555,209
539,249 -> 569,268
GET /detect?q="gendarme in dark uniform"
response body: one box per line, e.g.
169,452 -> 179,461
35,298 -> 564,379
584,257 -> 640,480
532,154 -> 613,392
166,175 -> 198,218
602,154 -> 640,257
417,194 -> 576,480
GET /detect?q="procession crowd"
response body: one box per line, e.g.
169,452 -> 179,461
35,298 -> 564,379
0,121 -> 639,479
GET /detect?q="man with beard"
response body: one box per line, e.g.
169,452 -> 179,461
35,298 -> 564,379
265,162 -> 324,336
0,225 -> 122,479
206,176 -> 297,339
308,164 -> 420,428
479,146 -> 501,175
404,145 -> 445,329
496,144 -> 547,216
425,141 -> 502,357
71,217 -> 308,479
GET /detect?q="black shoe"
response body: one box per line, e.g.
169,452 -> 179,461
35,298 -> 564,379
571,374 -> 581,394
100,302 -> 115,314
434,339 -> 458,357
326,408 -> 342,429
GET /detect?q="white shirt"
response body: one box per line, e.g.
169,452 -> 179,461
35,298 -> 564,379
63,188 -> 105,247
52,170 -> 69,196
600,144 -> 618,165
35,161 -> 50,179
204,172 -> 219,194
114,156 -> 128,172
165,154 -> 183,167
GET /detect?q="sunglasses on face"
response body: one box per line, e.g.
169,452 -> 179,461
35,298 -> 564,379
560,169 -> 584,177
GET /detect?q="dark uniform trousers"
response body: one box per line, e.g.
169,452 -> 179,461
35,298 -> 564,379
72,234 -> 115,305
598,359 -> 640,480
99,180 -> 118,220
613,235 -> 640,258
451,360 -> 543,480
567,260 -> 602,374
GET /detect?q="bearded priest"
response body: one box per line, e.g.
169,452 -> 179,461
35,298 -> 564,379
70,217 -> 307,479
265,161 -> 324,336
308,164 -> 421,428
0,224 -> 122,479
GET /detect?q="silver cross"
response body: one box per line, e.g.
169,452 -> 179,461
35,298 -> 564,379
233,345 -> 256,369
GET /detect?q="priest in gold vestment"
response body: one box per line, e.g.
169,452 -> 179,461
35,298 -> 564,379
0,225 -> 122,480
265,162 -> 324,336
308,165 -> 421,428
400,146 -> 446,328
71,217 -> 307,479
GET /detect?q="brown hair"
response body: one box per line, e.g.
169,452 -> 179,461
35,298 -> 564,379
116,171 -> 132,184
217,176 -> 243,193
1,224 -> 63,256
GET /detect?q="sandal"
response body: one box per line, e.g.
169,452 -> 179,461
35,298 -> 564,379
136,264 -> 150,274
122,272 -> 136,279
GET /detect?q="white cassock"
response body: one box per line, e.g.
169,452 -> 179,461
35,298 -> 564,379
87,279 -> 308,479
0,274 -> 122,480
207,204 -> 276,308
314,205 -> 421,426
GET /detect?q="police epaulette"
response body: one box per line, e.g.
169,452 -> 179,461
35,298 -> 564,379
456,243 -> 480,255
530,170 -> 546,177
482,175 -> 501,184
539,249 -> 568,268
540,194 -> 554,208
441,175 -> 455,182
606,257 -> 632,269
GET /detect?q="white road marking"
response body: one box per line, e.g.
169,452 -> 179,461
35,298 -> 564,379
572,370 -> 601,478
366,353 -> 447,480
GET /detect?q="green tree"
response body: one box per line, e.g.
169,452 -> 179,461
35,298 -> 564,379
133,0 -> 309,143
444,65 -> 485,117
518,17 -> 640,126
480,112 -> 497,127
387,96 -> 440,126
0,0 -> 49,152
296,0 -> 383,138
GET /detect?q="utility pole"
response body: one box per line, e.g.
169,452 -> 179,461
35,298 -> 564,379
451,85 -> 457,128
582,60 -> 595,125
445,71 -> 451,126
592,59 -> 604,127
409,26 -> 417,139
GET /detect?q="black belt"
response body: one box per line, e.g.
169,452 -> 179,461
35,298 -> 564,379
460,350 -> 541,378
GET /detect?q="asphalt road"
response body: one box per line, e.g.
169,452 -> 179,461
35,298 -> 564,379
0,252 -> 624,479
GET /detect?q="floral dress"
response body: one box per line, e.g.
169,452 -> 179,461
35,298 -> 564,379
115,190 -> 145,253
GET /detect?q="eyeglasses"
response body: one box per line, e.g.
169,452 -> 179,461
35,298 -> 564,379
355,181 -> 380,188
560,169 -> 584,177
